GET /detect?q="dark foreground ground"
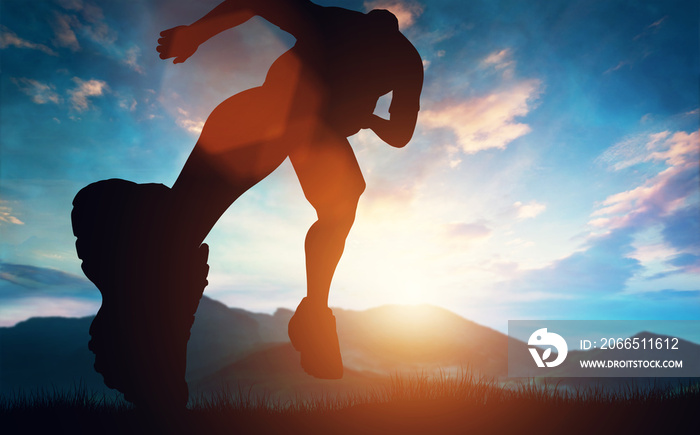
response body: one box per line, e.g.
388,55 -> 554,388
2,376 -> 697,434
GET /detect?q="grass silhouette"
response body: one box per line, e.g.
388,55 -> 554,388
2,372 -> 697,434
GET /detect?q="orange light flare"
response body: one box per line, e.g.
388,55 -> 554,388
341,304 -> 480,369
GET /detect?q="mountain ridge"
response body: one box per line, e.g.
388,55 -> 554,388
2,295 -> 697,399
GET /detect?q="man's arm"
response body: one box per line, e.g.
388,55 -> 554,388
364,111 -> 418,149
157,0 -> 319,64
364,41 -> 423,148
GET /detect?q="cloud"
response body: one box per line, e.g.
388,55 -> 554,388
647,16 -> 669,29
607,15 -> 670,74
57,0 -> 107,29
175,107 -> 205,135
0,262 -> 88,290
56,0 -> 84,11
506,238 -> 534,248
628,242 -> 678,265
52,13 -> 80,51
514,200 -> 546,220
155,89 -> 207,135
123,46 -> 144,74
421,79 -> 542,154
604,60 -> 631,75
0,297 -> 99,327
499,130 -> 698,301
68,77 -> 109,111
0,200 -> 24,225
507,230 -> 643,295
481,48 -> 516,78
661,206 -> 700,254
0,262 -> 99,325
363,1 -> 424,30
583,128 -> 700,292
444,221 -> 492,240
11,78 -> 62,105
83,21 -> 117,46
667,253 -> 700,273
646,130 -> 699,167
0,26 -> 57,56
591,130 -> 699,231
633,15 -> 668,41
595,131 -> 670,171
81,12 -> 117,47
52,1 -> 119,55
117,95 -> 138,111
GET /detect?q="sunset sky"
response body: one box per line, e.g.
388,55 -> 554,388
1,0 -> 698,336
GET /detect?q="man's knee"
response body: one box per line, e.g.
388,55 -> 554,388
315,183 -> 364,228
340,176 -> 365,213
352,176 -> 367,200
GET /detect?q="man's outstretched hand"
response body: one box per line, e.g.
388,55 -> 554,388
157,26 -> 199,64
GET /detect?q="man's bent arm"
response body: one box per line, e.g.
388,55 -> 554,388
365,111 -> 418,148
365,40 -> 423,148
187,0 -> 318,45
158,0 -> 320,63
185,1 -> 255,45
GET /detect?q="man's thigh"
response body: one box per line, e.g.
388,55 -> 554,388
289,133 -> 366,212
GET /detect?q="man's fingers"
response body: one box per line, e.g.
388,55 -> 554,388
156,44 -> 172,59
157,26 -> 190,63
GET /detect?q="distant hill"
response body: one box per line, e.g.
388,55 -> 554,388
1,296 -> 517,398
0,316 -> 105,394
3,296 -> 696,399
192,342 -> 388,400
185,296 -> 268,379
0,295 -> 293,396
333,305 -> 515,378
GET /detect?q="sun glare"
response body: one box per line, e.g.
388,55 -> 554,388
378,304 -> 447,335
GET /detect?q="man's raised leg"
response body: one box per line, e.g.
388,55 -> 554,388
171,87 -> 294,246
288,131 -> 365,379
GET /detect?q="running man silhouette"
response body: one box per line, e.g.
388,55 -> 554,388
72,0 -> 422,411
159,0 -> 423,377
